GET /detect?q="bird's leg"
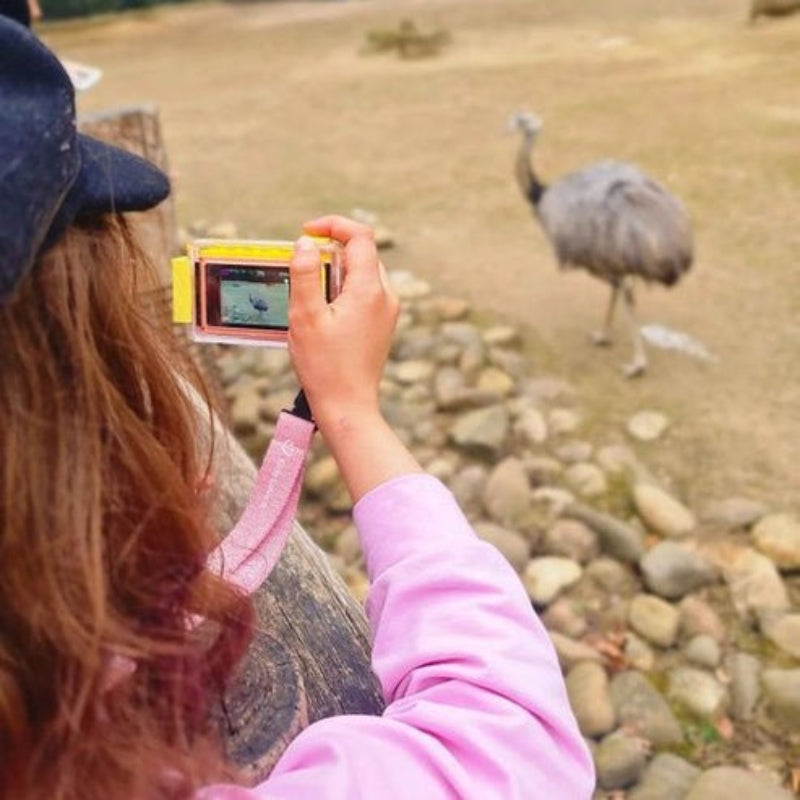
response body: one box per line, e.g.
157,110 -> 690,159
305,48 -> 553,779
591,283 -> 619,346
619,280 -> 647,378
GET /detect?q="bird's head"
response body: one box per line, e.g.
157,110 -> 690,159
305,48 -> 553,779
507,111 -> 543,139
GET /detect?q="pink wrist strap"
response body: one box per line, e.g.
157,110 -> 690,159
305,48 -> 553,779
206,409 -> 315,594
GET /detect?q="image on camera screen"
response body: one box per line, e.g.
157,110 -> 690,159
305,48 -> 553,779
215,266 -> 290,330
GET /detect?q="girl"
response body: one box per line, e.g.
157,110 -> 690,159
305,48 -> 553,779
0,17 -> 593,800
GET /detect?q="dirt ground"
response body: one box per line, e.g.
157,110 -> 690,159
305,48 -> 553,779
44,0 -> 800,511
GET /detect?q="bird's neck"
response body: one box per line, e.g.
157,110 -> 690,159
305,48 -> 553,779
515,134 -> 547,207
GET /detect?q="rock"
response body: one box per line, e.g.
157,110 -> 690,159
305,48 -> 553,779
252,347 -> 292,377
333,525 -> 362,565
633,484 -> 697,537
541,597 -> 588,638
531,487 -> 576,519
475,366 -> 514,396
595,444 -> 642,478
554,440 -> 593,464
392,359 -> 435,385
482,325 -> 520,347
684,635 -> 722,668
584,557 -> 637,595
761,613 -> 800,659
761,669 -> 800,728
629,753 -> 701,800
726,652 -> 761,721
700,497 -> 768,529
482,458 -> 531,527
548,631 -> 604,671
564,462 -> 608,498
610,671 -> 684,747
565,503 -> 645,562
523,557 -> 583,605
624,632 -> 656,671
449,404 -> 509,456
523,455 -> 562,484
679,596 -> 726,642
629,594 -> 681,648
474,522 -> 530,573
640,541 -> 717,600
684,766 -> 794,800
424,456 -> 457,482
627,410 -> 670,441
394,328 -> 438,361
752,513 -> 800,571
668,667 -> 729,720
344,567 -> 370,604
514,407 -> 549,445
441,321 -> 483,348
594,730 -> 647,790
305,456 -> 342,497
230,387 -> 262,436
543,519 -> 599,564
548,407 -> 582,435
720,547 -> 790,622
387,269 -> 431,300
433,366 -> 466,408
448,464 -> 488,511
260,389 -> 298,423
206,220 -> 238,238
566,661 -> 616,737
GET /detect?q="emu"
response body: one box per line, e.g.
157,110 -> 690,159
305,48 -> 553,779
509,112 -> 693,377
249,293 -> 269,316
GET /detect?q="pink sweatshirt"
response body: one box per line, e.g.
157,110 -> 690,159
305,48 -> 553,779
197,474 -> 595,799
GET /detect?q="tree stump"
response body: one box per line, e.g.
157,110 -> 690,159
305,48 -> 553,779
80,106 -> 385,777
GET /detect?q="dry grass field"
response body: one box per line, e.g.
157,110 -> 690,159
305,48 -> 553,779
44,0 -> 800,511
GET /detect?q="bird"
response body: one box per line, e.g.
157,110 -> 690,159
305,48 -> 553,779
750,0 -> 800,23
509,111 -> 693,377
249,293 -> 269,316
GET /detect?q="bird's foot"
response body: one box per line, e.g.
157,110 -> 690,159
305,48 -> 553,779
622,358 -> 647,379
590,330 -> 613,347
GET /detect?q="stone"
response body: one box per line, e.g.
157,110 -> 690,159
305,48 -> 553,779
554,440 -> 593,464
448,464 -> 489,511
514,407 -> 549,445
700,497 -> 768,529
482,458 -> 531,527
548,631 -> 603,671
595,444 -> 641,478
640,541 -> 717,600
610,671 -> 684,747
206,220 -> 238,238
762,613 -> 800,659
627,410 -> 670,441
624,632 -> 656,671
543,519 -> 599,564
629,594 -> 681,648
584,557 -> 637,595
523,557 -> 583,605
548,407 -> 582,435
679,596 -> 726,642
531,487 -> 576,519
594,730 -> 647,790
424,456 -> 457,483
541,598 -> 588,638
252,347 -> 292,377
344,567 -> 370,604
629,753 -> 701,800
726,652 -> 761,721
482,325 -> 520,346
230,387 -> 262,436
393,360 -> 435,385
441,321 -> 483,348
523,455 -> 562,485
388,269 -> 431,300
427,296 -> 470,321
668,667 -> 729,720
761,669 -> 800,728
393,327 -> 438,361
520,376 -> 576,404
564,462 -> 608,498
720,547 -> 790,622
752,513 -> 800,570
566,661 -> 616,737
633,484 -> 696,537
449,405 -> 509,456
304,456 -> 341,497
565,504 -> 645,563
333,525 -> 362,566
685,767 -> 794,800
684,635 -> 722,668
475,366 -> 515,396
488,348 -> 527,378
474,522 -> 530,573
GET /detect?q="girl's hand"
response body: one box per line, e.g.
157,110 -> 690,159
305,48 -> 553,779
288,215 -> 399,433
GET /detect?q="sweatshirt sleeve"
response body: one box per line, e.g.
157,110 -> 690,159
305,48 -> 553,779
196,474 -> 594,800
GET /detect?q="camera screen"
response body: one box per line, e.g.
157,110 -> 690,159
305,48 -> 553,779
210,265 -> 291,330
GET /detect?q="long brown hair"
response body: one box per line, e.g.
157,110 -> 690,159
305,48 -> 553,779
0,216 -> 253,800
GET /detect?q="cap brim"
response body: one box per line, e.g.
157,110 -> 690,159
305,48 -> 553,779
76,133 -> 171,215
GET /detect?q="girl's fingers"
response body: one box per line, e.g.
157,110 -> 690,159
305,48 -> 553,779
303,215 -> 374,245
289,236 -> 326,317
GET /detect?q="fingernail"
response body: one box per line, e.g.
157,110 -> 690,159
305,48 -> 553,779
295,236 -> 317,253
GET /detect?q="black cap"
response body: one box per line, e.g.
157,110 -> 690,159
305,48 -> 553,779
0,16 -> 171,302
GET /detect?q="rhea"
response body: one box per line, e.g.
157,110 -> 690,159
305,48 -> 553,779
509,112 -> 693,377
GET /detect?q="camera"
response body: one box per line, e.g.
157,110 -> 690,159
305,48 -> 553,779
171,238 -> 343,346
